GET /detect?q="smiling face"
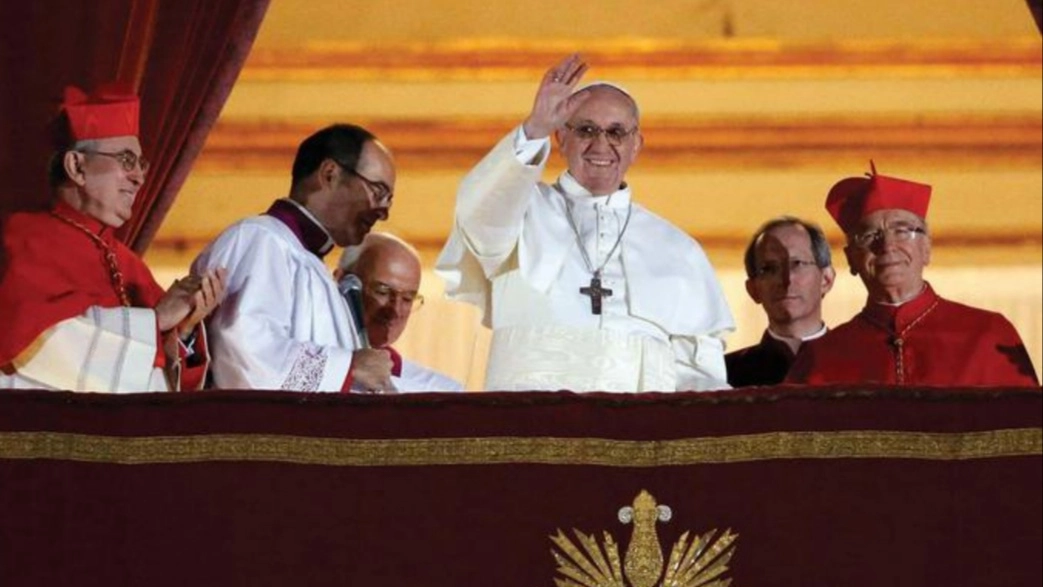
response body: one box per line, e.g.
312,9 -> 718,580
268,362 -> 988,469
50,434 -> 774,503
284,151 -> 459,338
745,223 -> 835,337
844,208 -> 931,304
67,135 -> 145,227
318,139 -> 396,247
556,86 -> 643,196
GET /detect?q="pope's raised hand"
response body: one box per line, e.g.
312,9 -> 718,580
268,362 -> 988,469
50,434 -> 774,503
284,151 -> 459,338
522,53 -> 591,140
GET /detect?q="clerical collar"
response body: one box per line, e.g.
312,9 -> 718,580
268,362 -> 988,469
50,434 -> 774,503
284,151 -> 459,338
873,282 -> 928,307
557,172 -> 631,209
862,282 -> 939,329
51,200 -> 113,239
767,323 -> 827,355
265,198 -> 335,259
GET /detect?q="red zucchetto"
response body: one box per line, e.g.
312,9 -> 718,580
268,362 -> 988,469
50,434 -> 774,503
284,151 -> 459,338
825,161 -> 932,233
52,83 -> 139,146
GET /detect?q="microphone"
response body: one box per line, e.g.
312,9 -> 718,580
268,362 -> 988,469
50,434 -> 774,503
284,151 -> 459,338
337,274 -> 370,349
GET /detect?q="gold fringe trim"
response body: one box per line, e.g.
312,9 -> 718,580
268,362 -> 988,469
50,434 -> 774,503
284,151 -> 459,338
1,428 -> 1039,466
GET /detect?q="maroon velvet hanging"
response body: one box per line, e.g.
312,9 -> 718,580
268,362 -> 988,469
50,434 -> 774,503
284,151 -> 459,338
0,0 -> 270,255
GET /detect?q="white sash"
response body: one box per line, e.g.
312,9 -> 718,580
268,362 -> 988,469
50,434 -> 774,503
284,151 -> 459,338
485,325 -> 675,392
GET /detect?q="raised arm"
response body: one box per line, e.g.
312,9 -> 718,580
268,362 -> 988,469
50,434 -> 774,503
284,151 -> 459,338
454,54 -> 592,265
522,53 -> 591,140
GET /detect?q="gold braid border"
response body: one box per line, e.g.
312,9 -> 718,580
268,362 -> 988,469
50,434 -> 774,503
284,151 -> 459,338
1,429 -> 1039,466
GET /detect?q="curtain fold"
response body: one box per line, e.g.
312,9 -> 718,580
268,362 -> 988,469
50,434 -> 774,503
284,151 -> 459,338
123,0 -> 270,253
0,1 -> 132,214
0,0 -> 270,255
1028,0 -> 1043,34
122,0 -> 271,253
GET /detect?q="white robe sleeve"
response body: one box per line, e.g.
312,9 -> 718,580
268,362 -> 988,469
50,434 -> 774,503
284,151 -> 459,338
435,127 -> 552,326
1,306 -> 170,392
671,334 -> 731,391
456,128 -> 549,263
393,359 -> 465,393
192,223 -> 353,391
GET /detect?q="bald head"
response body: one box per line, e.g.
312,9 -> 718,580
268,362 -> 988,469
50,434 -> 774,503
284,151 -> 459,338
574,82 -> 640,121
336,232 -> 422,348
338,232 -> 416,274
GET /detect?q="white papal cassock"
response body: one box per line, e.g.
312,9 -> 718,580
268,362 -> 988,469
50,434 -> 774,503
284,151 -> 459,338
192,209 -> 362,391
436,128 -> 734,392
394,359 -> 465,393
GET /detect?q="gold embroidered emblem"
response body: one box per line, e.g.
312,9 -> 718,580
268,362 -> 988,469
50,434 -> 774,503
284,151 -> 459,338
550,490 -> 738,587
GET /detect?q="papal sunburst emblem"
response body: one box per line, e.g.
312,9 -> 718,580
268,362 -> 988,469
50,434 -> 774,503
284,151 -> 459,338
550,490 -> 738,587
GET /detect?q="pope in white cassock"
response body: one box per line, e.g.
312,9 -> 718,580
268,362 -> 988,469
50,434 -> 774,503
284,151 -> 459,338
436,54 -> 734,392
192,124 -> 397,393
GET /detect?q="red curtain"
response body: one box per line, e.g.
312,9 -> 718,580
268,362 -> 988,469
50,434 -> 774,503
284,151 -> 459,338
0,0 -> 269,254
1029,0 -> 1043,34
2,387 -> 1041,586
0,1 -> 132,214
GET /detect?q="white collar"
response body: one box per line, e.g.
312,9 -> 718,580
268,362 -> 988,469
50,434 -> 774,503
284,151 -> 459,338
557,172 -> 632,210
874,283 -> 928,307
767,322 -> 828,355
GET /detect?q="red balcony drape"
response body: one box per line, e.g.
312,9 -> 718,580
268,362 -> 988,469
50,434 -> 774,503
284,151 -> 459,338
0,0 -> 269,254
1,387 -> 1040,586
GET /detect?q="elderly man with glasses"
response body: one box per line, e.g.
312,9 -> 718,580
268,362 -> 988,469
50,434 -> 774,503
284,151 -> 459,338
786,164 -> 1038,386
192,124 -> 397,392
726,216 -> 836,387
0,83 -> 225,392
334,232 -> 463,392
437,54 -> 734,392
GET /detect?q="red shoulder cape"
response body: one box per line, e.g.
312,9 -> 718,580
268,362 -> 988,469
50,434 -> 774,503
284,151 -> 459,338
0,201 -> 165,365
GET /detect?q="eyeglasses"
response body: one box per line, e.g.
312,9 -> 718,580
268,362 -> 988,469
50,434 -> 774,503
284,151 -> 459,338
563,123 -> 639,146
752,259 -> 820,279
336,162 -> 393,207
849,225 -> 927,249
80,149 -> 150,173
366,281 -> 424,311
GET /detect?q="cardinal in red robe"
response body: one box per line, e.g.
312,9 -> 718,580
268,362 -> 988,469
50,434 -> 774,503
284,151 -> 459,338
786,163 -> 1038,387
0,83 -> 225,392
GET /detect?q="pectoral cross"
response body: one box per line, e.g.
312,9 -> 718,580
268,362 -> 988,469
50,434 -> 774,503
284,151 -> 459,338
579,272 -> 613,315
